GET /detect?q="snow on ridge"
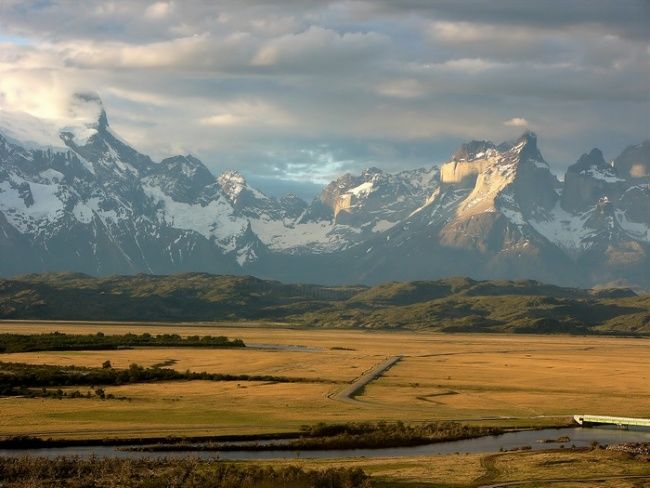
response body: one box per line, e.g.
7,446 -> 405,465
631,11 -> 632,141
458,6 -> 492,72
60,123 -> 98,147
236,242 -> 258,266
582,167 -> 626,183
218,170 -> 269,202
39,169 -> 65,183
0,177 -> 65,233
372,219 -> 396,233
348,181 -> 375,197
615,209 -> 650,242
529,203 -> 594,254
0,109 -> 66,150
249,216 -> 353,253
143,183 -> 248,251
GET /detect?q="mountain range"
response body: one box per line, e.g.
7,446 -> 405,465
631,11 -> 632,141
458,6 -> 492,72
0,93 -> 648,287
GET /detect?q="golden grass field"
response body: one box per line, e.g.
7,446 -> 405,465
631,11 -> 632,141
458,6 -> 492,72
1,321 -> 650,486
1,321 -> 649,439
265,448 -> 650,487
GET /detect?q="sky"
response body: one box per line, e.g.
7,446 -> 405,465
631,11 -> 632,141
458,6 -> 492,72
0,0 -> 648,198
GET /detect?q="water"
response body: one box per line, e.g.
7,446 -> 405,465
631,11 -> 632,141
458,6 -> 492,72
1,427 -> 648,460
246,343 -> 323,352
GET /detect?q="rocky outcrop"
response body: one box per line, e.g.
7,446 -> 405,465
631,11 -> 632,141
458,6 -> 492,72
561,149 -> 625,213
613,140 -> 650,179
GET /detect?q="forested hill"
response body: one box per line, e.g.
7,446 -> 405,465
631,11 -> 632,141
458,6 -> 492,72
0,273 -> 648,335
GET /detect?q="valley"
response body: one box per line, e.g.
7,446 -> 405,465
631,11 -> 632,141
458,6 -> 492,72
1,323 -> 649,486
1,2 -> 648,486
1,324 -> 648,438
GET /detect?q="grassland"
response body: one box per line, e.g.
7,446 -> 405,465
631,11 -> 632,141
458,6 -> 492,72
275,448 -> 650,487
1,448 -> 648,487
0,323 -> 648,439
1,322 -> 649,486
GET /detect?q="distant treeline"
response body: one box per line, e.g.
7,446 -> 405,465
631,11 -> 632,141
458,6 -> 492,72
0,457 -> 370,488
0,361 -> 335,396
0,332 -> 245,353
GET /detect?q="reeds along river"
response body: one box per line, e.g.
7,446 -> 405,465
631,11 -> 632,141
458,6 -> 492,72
1,427 -> 649,461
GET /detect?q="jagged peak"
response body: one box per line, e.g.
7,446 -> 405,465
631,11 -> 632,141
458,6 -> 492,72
216,170 -> 270,204
569,148 -> 609,174
161,154 -> 203,167
158,154 -> 212,181
68,92 -> 108,131
517,130 -> 537,145
218,170 -> 246,187
452,140 -> 497,162
59,92 -> 112,148
504,130 -> 545,166
361,167 -> 383,178
613,139 -> 650,179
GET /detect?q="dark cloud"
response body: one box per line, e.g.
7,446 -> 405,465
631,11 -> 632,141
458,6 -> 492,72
367,0 -> 650,40
0,0 -> 647,182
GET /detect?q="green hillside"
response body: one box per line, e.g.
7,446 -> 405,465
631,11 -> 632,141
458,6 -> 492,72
0,273 -> 647,335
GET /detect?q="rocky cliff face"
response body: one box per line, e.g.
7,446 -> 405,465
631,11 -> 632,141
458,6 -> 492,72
335,132 -> 649,286
0,96 -> 648,286
613,140 -> 650,179
561,149 -> 626,213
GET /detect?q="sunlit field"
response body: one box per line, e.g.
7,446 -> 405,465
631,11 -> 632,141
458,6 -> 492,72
1,322 -> 649,440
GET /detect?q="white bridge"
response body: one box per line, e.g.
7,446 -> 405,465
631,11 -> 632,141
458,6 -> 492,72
574,415 -> 650,428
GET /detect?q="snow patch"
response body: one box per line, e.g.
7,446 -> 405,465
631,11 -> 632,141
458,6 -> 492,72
616,210 -> 650,242
529,203 -> 594,254
372,219 -> 396,233
583,168 -> 626,183
143,184 -> 247,250
348,181 -> 374,197
39,169 -> 64,183
0,178 -> 65,233
250,216 -> 354,253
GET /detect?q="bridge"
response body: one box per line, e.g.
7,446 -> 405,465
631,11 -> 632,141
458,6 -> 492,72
574,415 -> 650,428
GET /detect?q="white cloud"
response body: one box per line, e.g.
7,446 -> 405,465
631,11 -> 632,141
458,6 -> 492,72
504,117 -> 529,128
198,100 -> 294,128
144,2 -> 172,20
250,26 -> 388,71
375,79 -> 427,99
0,1 -> 647,182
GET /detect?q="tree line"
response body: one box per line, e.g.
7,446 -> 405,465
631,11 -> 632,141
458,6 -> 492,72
0,332 -> 245,353
0,361 -> 335,397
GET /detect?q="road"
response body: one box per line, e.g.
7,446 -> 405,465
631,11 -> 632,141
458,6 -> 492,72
331,355 -> 402,403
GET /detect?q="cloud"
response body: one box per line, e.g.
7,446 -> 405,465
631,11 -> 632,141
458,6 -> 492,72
198,100 -> 294,127
375,79 -> 427,99
250,26 -> 388,72
144,2 -> 172,20
0,0 -> 647,184
504,118 -> 529,128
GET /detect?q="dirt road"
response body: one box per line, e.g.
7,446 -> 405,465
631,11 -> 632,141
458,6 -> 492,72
332,355 -> 402,403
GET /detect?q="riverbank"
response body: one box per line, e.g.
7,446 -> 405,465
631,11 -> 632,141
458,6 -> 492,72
1,444 -> 649,487
1,426 -> 649,461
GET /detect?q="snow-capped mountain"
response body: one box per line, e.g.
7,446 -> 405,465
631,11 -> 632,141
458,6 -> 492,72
0,94 -> 439,275
0,95 -> 648,286
330,133 -> 649,286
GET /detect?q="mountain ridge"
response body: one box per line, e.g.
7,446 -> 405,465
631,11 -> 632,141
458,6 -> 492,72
0,95 -> 648,287
0,272 -> 647,335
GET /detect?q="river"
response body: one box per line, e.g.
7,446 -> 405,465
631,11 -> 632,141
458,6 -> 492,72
1,426 -> 648,460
